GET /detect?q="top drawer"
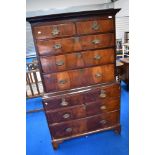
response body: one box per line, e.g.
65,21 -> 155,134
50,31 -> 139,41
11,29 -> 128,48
33,22 -> 76,40
76,19 -> 114,35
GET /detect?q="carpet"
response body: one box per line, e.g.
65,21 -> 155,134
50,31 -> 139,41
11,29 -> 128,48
26,82 -> 129,155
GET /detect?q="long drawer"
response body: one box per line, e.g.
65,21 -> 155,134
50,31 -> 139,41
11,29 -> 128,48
36,33 -> 115,56
40,48 -> 115,74
42,64 -> 115,92
49,110 -> 120,139
46,97 -> 120,124
43,82 -> 120,111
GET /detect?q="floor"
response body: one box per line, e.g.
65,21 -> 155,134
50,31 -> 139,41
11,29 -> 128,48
26,82 -> 129,155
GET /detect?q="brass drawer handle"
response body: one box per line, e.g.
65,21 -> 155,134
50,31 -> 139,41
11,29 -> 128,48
95,73 -> 102,78
100,105 -> 106,110
58,79 -> 68,85
60,98 -> 69,106
56,60 -> 64,66
76,53 -> 82,58
100,90 -> 106,98
45,102 -> 48,106
79,69 -> 84,73
82,104 -> 86,110
51,27 -> 60,36
100,120 -> 107,125
74,37 -> 80,42
65,128 -> 72,132
92,39 -> 101,45
91,21 -> 100,30
53,43 -> 61,49
94,54 -> 101,60
63,113 -> 70,119
37,31 -> 41,34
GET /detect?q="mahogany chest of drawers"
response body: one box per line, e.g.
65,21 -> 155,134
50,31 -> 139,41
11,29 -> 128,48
27,8 -> 121,150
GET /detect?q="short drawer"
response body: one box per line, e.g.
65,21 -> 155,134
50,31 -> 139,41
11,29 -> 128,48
49,110 -> 119,139
86,110 -> 120,132
36,37 -> 82,56
49,118 -> 87,139
40,48 -> 115,74
80,33 -> 115,50
46,104 -> 86,124
42,64 -> 115,92
84,83 -> 120,102
33,22 -> 76,40
36,33 -> 114,56
85,97 -> 120,116
43,94 -> 83,111
76,19 -> 114,35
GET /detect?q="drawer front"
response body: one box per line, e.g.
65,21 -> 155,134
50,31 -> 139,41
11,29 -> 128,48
36,33 -> 114,56
80,33 -> 115,50
43,94 -> 83,111
33,22 -> 76,40
82,48 -> 115,67
36,37 -> 82,56
84,83 -> 120,102
40,48 -> 115,74
46,104 -> 86,124
49,111 -> 119,139
76,19 -> 114,35
87,110 -> 120,132
50,119 -> 87,139
85,97 -> 120,116
43,64 -> 115,92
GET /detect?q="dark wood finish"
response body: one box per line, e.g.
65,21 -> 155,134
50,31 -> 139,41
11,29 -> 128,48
27,9 -> 121,150
84,82 -> 120,102
36,36 -> 82,56
46,104 -> 86,124
42,64 -> 115,92
43,83 -> 120,111
76,19 -> 114,35
49,110 -> 119,139
34,22 -> 76,40
40,48 -> 115,74
36,33 -> 114,56
43,81 -> 120,98
26,9 -> 121,23
46,97 -> 120,124
80,33 -> 115,50
120,58 -> 129,87
85,97 -> 120,116
43,93 -> 84,111
116,61 -> 124,82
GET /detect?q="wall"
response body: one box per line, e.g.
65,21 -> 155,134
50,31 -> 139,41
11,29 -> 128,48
27,0 -> 113,12
114,0 -> 129,42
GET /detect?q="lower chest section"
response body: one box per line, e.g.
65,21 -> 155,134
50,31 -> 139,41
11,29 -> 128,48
43,82 -> 121,139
